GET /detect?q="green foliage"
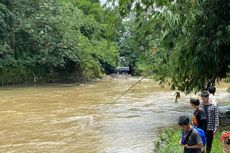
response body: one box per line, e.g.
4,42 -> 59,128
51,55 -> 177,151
225,73 -> 230,83
117,0 -> 230,93
0,0 -> 119,85
68,0 -> 103,22
155,129 -> 183,153
212,132 -> 225,153
118,19 -> 156,75
155,129 -> 224,153
118,20 -> 138,74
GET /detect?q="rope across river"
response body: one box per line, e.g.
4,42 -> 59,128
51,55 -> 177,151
111,70 -> 154,103
110,51 -> 177,104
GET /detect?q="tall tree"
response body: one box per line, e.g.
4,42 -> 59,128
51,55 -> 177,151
0,0 -> 120,85
117,0 -> 230,93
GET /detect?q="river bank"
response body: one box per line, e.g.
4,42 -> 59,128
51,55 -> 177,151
153,82 -> 230,153
154,128 -> 226,153
0,74 -> 123,88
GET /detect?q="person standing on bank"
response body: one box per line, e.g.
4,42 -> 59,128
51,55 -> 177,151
208,86 -> 217,106
178,116 -> 203,153
190,98 -> 207,132
200,91 -> 219,153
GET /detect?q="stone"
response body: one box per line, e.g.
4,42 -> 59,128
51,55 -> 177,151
219,106 -> 230,126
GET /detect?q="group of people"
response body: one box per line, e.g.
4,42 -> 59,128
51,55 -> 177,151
178,86 -> 219,153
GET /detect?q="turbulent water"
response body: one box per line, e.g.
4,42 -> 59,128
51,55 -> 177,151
0,78 -> 229,153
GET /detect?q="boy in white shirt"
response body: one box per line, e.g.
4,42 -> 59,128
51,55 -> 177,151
208,86 -> 217,106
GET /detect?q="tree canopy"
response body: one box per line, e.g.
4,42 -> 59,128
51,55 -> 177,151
117,0 -> 230,93
0,0 -> 229,93
0,0 -> 119,85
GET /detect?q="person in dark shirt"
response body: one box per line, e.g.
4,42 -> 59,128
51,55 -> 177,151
178,116 -> 203,153
190,98 -> 207,132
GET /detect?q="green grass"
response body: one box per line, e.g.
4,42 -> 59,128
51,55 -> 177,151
212,132 -> 225,153
155,129 -> 224,153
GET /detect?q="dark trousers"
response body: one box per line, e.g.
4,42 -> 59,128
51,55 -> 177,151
206,130 -> 214,153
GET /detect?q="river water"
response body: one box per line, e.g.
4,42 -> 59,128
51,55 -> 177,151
0,78 -> 229,153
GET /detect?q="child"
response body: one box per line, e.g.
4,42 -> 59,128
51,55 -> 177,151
190,98 -> 207,132
175,91 -> 181,103
200,91 -> 219,153
178,116 -> 203,153
208,86 -> 217,106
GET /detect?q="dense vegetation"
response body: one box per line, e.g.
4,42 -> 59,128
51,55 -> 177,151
118,19 -> 156,75
117,0 -> 230,93
155,129 -> 224,153
0,0 -> 120,85
1,0 -> 229,93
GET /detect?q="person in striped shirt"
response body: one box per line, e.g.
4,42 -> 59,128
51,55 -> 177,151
200,91 -> 219,153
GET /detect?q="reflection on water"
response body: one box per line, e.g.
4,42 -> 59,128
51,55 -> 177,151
0,78 -> 229,153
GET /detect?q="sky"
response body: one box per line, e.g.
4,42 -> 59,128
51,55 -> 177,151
99,0 -> 107,5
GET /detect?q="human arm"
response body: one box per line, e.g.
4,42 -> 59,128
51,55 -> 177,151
184,143 -> 203,149
184,131 -> 203,149
214,106 -> 219,134
179,138 -> 183,145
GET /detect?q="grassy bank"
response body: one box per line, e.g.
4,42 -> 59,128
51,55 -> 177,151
155,128 -> 224,153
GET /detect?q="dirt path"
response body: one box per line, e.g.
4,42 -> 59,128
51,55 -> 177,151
224,144 -> 230,153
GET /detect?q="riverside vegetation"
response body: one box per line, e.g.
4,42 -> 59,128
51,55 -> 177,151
155,128 -> 225,153
1,0 -> 230,94
0,0 -> 120,85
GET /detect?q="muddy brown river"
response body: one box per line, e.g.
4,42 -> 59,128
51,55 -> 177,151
0,78 -> 229,153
